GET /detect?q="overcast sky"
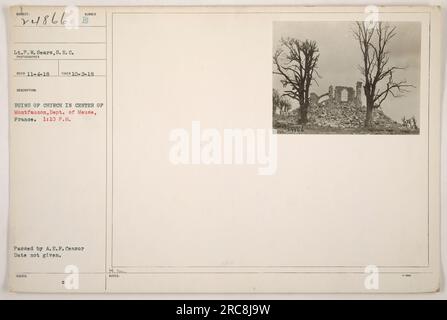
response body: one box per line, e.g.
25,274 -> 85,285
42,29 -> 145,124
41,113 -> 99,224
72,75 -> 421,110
273,21 -> 421,123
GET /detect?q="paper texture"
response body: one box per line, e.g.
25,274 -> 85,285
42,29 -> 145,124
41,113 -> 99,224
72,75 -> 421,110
8,5 -> 441,293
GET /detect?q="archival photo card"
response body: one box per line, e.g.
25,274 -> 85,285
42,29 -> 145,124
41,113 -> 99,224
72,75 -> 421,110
7,6 -> 441,293
272,21 -> 421,134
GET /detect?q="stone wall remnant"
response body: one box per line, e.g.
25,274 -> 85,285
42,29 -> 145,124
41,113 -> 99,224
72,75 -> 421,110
355,81 -> 362,107
334,86 -> 355,104
309,82 -> 362,108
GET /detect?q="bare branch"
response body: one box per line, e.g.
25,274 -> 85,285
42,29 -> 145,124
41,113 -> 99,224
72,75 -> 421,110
272,37 -> 320,124
353,21 -> 413,111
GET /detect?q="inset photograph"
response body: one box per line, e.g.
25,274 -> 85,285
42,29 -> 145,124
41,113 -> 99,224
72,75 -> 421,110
272,21 -> 421,134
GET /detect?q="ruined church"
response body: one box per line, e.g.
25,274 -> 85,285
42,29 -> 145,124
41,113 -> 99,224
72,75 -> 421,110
310,82 -> 363,108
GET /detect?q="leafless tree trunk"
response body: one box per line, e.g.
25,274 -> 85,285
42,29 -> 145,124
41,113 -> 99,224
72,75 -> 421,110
353,22 -> 413,127
273,38 -> 320,124
272,88 -> 280,116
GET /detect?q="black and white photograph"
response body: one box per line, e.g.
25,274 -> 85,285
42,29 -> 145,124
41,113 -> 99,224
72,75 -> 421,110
273,21 -> 421,134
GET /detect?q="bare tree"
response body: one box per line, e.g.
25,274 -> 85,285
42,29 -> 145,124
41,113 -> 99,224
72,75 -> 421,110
273,88 -> 293,116
353,22 -> 413,127
273,38 -> 320,124
279,97 -> 292,115
272,88 -> 281,116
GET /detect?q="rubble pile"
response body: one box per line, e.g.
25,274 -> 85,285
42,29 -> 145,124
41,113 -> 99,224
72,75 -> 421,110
307,101 -> 401,130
